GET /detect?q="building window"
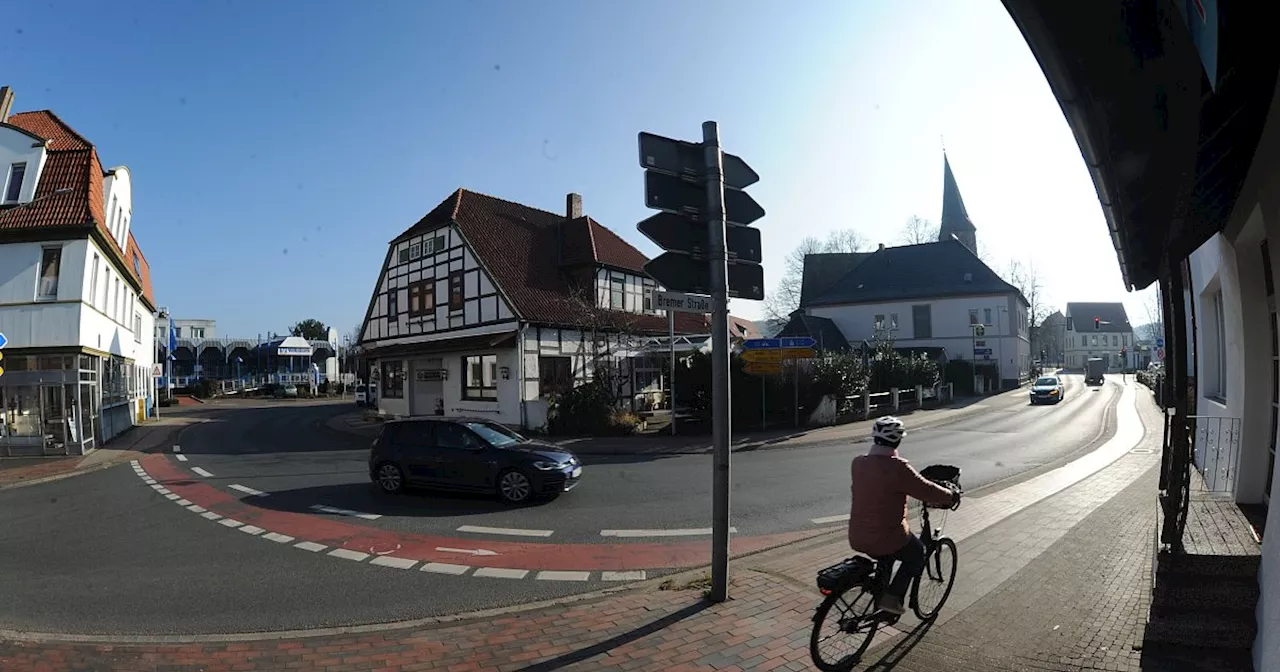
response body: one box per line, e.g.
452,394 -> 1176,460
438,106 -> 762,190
984,308 -> 993,326
889,313 -> 898,329
397,248 -> 410,264
1122,334 -> 1128,347
408,280 -> 434,317
190,327 -> 205,339
912,304 -> 932,338
127,294 -> 134,328
539,356 -> 573,397
1091,334 -> 1098,346
113,279 -> 121,321
1081,335 -> 1088,347
969,309 -> 979,325
89,254 -> 100,308
132,254 -> 141,278
37,247 -> 61,299
463,354 -> 499,400
449,271 -> 465,311
134,312 -> 142,341
1209,290 -> 1228,400
381,361 -> 405,398
175,327 -> 182,338
387,288 -> 399,316
409,243 -> 421,260
4,163 -> 26,203
875,314 -> 885,330
108,195 -> 118,236
610,275 -> 625,310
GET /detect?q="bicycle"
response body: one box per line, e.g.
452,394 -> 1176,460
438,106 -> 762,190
808,464 -> 962,671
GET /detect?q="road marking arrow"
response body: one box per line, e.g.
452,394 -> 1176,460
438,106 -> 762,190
435,546 -> 499,557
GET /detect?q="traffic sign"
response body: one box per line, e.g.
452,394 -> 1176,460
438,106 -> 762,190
741,349 -> 783,364
0,332 -> 6,348
780,348 -> 816,359
1156,338 -> 1165,348
1158,347 -> 1166,360
779,337 -> 816,348
742,338 -> 781,350
653,290 -> 712,314
152,363 -> 164,378
638,132 -> 759,190
644,172 -> 766,227
638,213 -> 763,263
743,361 -> 783,376
644,253 -> 765,301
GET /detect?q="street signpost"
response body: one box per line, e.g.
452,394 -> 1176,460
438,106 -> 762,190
653,291 -> 712,438
637,124 -> 765,603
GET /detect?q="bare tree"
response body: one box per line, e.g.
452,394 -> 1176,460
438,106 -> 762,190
764,229 -> 867,322
898,215 -> 939,245
1004,260 -> 1051,353
1139,287 -> 1164,341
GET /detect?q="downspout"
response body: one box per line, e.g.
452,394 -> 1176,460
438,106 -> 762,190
518,325 -> 527,429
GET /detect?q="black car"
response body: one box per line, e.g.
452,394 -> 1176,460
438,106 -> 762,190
368,418 -> 582,504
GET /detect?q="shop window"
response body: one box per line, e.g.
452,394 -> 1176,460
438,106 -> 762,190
463,354 -> 498,400
381,361 -> 405,398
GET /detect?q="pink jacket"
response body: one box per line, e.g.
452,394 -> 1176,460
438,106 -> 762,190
847,454 -> 954,557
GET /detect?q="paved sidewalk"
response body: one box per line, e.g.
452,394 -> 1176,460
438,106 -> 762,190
0,382 -> 1216,672
326,393 -> 1007,456
0,416 -> 196,490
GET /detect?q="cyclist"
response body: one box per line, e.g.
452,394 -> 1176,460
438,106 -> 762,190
847,416 -> 959,616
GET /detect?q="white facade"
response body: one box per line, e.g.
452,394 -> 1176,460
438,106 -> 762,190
806,292 -> 1032,383
0,124 -> 48,205
1062,325 -> 1137,369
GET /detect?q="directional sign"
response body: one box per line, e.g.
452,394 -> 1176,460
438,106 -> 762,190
742,338 -> 781,350
654,290 -> 712,314
638,132 -> 760,190
644,172 -> 766,227
741,349 -> 784,364
780,348 -> 816,359
644,253 -> 765,301
779,337 -> 816,349
743,361 -> 784,376
0,332 -> 7,349
638,213 -> 763,263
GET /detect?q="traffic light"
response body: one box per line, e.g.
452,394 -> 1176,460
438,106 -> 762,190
1094,317 -> 1100,330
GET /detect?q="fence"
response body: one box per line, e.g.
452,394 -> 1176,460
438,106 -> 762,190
845,383 -> 952,419
1188,415 -> 1241,494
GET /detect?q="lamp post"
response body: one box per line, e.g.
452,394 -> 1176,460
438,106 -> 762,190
154,307 -> 168,417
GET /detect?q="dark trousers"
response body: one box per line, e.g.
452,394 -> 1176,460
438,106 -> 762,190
876,533 -> 926,600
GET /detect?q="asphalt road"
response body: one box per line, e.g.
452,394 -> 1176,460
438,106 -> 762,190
0,374 -> 1119,636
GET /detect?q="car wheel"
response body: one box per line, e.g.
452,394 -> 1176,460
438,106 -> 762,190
497,469 -> 534,505
374,462 -> 405,494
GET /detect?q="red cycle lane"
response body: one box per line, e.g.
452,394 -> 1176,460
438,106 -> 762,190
140,454 -> 830,572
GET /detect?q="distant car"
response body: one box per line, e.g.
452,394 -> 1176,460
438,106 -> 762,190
275,384 -> 299,399
355,384 -> 368,406
369,418 -> 582,504
1029,376 -> 1065,404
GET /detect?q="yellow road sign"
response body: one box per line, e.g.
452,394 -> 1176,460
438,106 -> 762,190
741,349 -> 783,364
742,361 -> 784,376
780,347 -> 816,359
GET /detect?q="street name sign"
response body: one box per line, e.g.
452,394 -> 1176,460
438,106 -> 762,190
654,290 -> 712,314
743,361 -> 783,376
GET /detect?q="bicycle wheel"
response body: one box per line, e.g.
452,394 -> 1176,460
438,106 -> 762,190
911,536 -> 957,620
810,582 -> 879,671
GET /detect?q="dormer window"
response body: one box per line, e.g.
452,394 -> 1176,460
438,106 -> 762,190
4,163 -> 26,203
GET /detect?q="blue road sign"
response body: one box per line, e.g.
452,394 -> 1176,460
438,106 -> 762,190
973,348 -> 993,355
1156,338 -> 1165,348
779,337 -> 816,349
742,338 -> 781,350
0,332 -> 7,349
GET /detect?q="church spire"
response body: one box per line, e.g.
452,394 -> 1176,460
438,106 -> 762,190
937,153 -> 977,253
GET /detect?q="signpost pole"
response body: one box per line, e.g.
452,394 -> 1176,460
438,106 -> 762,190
669,309 -> 676,437
703,121 -> 731,604
793,360 -> 799,427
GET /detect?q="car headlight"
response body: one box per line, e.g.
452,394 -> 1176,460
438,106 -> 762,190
531,460 -> 560,471
1049,389 -> 1059,395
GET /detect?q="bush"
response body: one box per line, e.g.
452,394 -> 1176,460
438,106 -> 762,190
609,411 -> 643,435
547,378 -> 617,435
192,378 -> 218,399
318,380 -> 330,394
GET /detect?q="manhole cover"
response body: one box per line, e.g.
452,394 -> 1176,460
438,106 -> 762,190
1130,448 -> 1155,455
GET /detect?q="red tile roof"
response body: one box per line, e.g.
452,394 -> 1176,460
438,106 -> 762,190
1,110 -> 155,309
392,188 -> 707,335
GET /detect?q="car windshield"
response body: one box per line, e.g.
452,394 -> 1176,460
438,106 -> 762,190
464,422 -> 526,447
1036,377 -> 1059,386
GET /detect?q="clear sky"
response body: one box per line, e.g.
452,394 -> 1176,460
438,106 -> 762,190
4,0 -> 1159,338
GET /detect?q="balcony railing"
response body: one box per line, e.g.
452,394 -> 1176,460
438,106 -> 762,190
1188,415 -> 1241,494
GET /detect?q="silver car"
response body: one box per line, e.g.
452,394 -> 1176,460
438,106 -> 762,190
1029,376 -> 1064,404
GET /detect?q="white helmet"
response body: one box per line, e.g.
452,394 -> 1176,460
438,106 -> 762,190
872,416 -> 906,444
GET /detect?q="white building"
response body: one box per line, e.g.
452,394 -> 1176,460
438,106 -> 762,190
0,88 -> 158,456
791,155 -> 1032,388
357,189 -> 704,429
1062,302 -> 1138,370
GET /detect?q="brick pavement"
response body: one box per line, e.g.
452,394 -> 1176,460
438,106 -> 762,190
0,417 -> 194,490
1,382 -> 1217,672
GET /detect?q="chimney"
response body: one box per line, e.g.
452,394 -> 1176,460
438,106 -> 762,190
0,87 -> 13,123
566,192 -> 583,219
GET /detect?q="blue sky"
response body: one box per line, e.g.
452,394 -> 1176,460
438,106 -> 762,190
4,0 -> 1159,338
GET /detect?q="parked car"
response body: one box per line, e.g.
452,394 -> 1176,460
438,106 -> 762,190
274,384 -> 298,399
355,384 -> 368,406
368,418 -> 582,504
1029,376 -> 1065,404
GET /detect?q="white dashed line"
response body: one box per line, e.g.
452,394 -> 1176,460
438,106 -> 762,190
186,504 -> 207,513
217,518 -> 244,528
309,504 -> 381,520
328,548 -> 370,562
369,556 -> 418,570
175,454 -> 188,462
810,514 -> 850,525
599,527 -> 735,538
420,562 -> 471,575
173,445 -> 181,453
473,567 -> 529,579
457,525 -> 553,538
191,467 -> 213,478
228,484 -> 268,497
262,532 -> 295,544
200,511 -> 222,521
238,525 -> 266,535
535,570 -> 590,581
601,571 -> 647,581
294,541 -> 327,553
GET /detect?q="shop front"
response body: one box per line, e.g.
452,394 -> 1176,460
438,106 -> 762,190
0,353 -> 103,457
